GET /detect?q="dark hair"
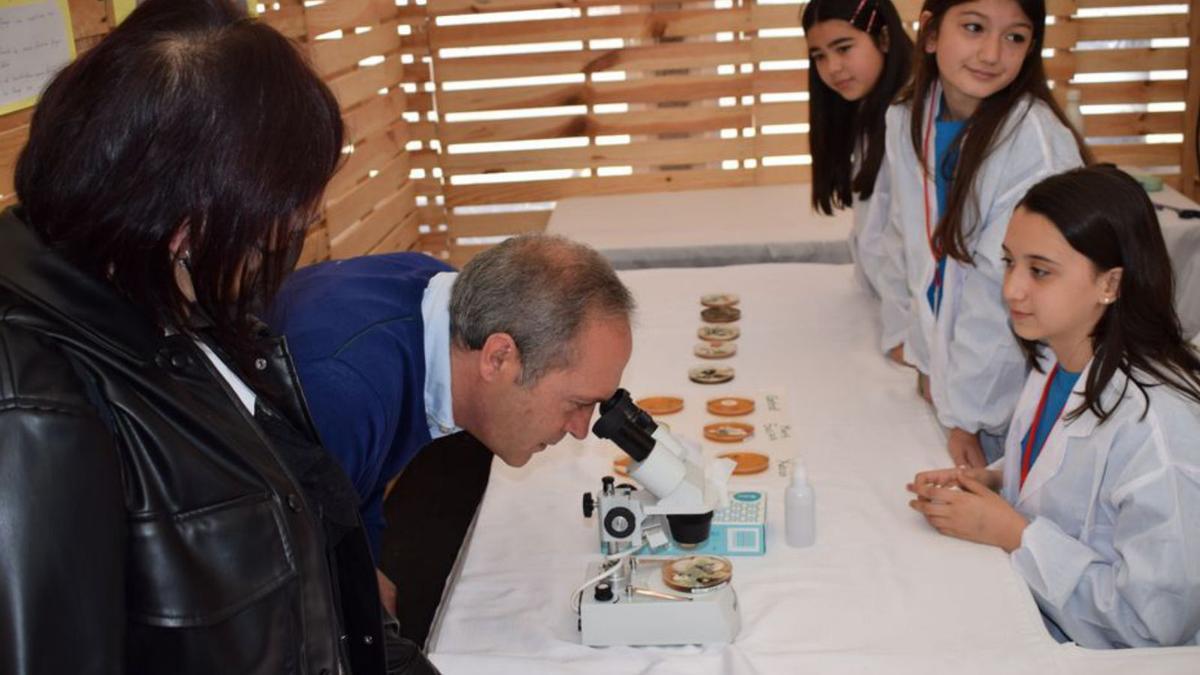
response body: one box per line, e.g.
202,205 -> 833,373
905,0 -> 1092,263
803,0 -> 912,215
1016,165 -> 1200,422
449,234 -> 635,385
15,0 -> 344,371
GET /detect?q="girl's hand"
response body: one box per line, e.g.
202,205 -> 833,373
887,343 -> 907,366
909,466 -> 1000,493
947,427 -> 987,468
907,472 -> 1027,552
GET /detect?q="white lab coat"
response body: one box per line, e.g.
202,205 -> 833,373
849,141 -> 908,353
998,354 -> 1200,648
882,92 -> 1084,434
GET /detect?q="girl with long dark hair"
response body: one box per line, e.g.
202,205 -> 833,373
803,0 -> 913,359
881,0 -> 1091,467
907,166 -> 1200,649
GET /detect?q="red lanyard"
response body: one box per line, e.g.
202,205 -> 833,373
922,83 -> 940,262
1020,364 -> 1060,489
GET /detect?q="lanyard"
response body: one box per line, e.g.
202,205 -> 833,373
1020,364 -> 1060,489
921,82 -> 941,262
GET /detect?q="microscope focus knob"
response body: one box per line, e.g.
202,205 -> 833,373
594,582 -> 614,602
582,492 -> 595,518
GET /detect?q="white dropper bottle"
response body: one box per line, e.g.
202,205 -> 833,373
785,461 -> 816,548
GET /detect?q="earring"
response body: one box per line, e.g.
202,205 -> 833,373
177,251 -> 192,268
1102,297 -> 1113,304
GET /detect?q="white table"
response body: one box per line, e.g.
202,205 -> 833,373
546,184 -> 854,269
427,263 -> 1199,674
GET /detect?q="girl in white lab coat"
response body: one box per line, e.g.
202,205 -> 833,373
802,0 -> 912,360
882,0 -> 1091,466
907,165 -> 1200,648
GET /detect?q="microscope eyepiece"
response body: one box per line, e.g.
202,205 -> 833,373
592,388 -> 657,462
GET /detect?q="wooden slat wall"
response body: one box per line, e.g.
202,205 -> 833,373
0,0 -> 421,268
283,0 -> 423,266
1070,0 -> 1191,183
416,0 -> 1194,263
0,0 -> 111,211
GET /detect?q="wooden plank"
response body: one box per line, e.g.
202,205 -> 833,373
1076,0 -> 1181,7
368,210 -> 422,254
328,55 -> 405,111
343,89 -> 407,144
431,38 -> 806,82
1091,142 -> 1182,167
70,0 -> 109,40
429,7 -> 757,50
325,151 -> 412,235
448,243 -> 488,269
1065,48 -> 1188,77
450,210 -> 550,237
436,69 -> 805,113
419,205 -> 448,225
444,164 -> 810,207
1084,110 -> 1183,137
310,22 -> 403,76
296,227 -> 331,267
0,109 -> 32,134
259,1 -> 308,40
1076,80 -> 1187,105
1075,14 -> 1189,42
330,182 -> 418,257
424,0 -> 1070,20
0,125 -> 29,198
327,129 -> 406,202
442,134 -> 807,174
306,0 -> 400,36
758,101 -> 809,125
440,105 -> 754,144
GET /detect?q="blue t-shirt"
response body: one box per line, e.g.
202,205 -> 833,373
1021,366 -> 1082,471
268,252 -> 455,559
926,109 -> 966,315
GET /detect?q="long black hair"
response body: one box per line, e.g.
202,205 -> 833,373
1016,165 -> 1200,422
803,0 -> 912,215
15,0 -> 344,372
905,0 -> 1092,263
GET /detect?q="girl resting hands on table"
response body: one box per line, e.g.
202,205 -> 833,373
907,166 -> 1200,649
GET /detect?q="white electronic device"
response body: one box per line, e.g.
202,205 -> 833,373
575,389 -> 740,646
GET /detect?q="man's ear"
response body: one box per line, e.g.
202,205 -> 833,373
478,332 -> 521,383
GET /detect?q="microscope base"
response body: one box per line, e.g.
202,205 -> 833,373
578,559 -> 740,646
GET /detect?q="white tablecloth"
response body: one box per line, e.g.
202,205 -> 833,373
546,184 -> 854,269
428,263 -> 1198,674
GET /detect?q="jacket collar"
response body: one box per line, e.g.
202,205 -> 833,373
0,206 -> 162,362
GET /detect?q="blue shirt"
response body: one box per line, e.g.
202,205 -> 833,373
926,109 -> 966,315
268,252 -> 455,558
1021,366 -> 1082,471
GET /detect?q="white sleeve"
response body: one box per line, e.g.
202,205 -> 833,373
938,114 -> 1082,433
1012,461 -> 1200,648
861,149 -> 909,353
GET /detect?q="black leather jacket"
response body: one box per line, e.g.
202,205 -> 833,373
0,207 -> 388,674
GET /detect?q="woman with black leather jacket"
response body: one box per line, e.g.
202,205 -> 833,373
0,1 -> 438,673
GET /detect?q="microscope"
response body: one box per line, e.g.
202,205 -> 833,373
575,389 -> 741,646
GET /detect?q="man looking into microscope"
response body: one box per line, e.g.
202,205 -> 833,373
268,234 -> 635,632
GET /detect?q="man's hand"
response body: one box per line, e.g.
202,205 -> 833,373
376,568 -> 397,616
907,471 -> 1027,552
947,427 -> 987,468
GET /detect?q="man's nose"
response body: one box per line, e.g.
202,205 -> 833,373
565,406 -> 593,440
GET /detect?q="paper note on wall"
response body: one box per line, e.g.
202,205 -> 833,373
0,0 -> 75,116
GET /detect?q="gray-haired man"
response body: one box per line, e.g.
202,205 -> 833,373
267,235 -> 635,614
